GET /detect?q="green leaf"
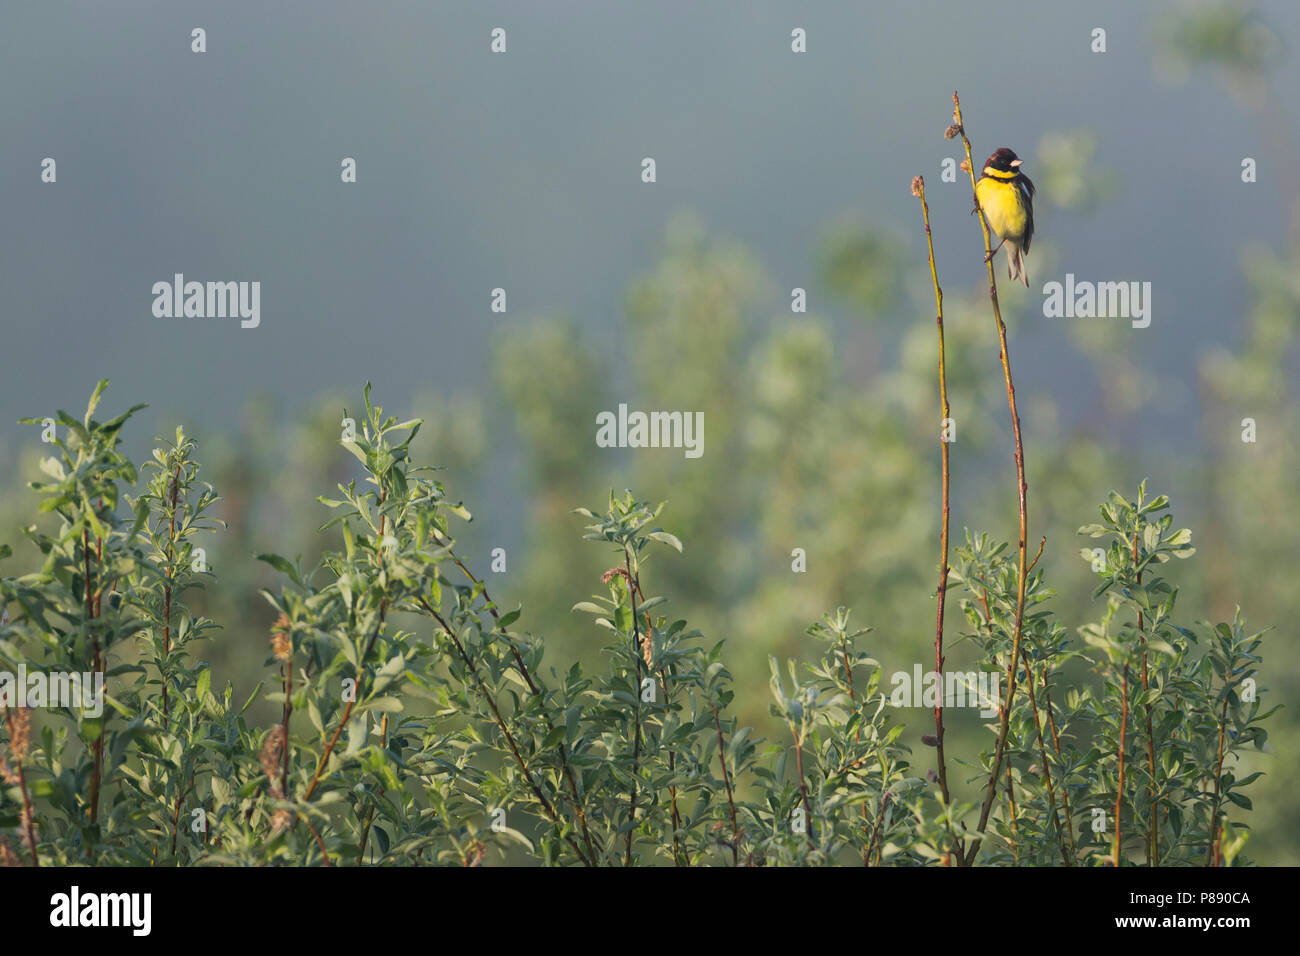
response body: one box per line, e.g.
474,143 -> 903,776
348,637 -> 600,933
345,714 -> 369,755
257,553 -> 302,586
646,531 -> 683,553
308,698 -> 324,736
85,379 -> 110,424
1224,790 -> 1253,810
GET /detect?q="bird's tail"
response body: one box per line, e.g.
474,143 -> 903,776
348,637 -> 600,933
1007,242 -> 1029,287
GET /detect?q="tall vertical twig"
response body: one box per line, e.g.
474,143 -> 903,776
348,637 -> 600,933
1114,664 -> 1130,866
913,174 -> 958,865
623,552 -> 645,866
950,91 -> 1031,866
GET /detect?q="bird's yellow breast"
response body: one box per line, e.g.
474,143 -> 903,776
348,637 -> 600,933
975,175 -> 1029,241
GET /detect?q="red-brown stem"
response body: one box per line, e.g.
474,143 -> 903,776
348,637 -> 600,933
428,528 -> 596,861
794,734 -> 814,848
1207,695 -> 1231,866
656,664 -> 683,866
1132,530 -> 1158,865
1005,760 -> 1019,864
356,713 -> 387,863
710,704 -> 741,865
866,797 -> 888,866
915,175 -> 956,853
169,770 -> 195,857
417,597 -> 591,866
623,552 -> 644,867
302,492 -> 389,806
83,527 -> 104,837
304,700 -> 354,804
1114,664 -> 1129,867
953,91 -> 1030,867
1021,654 -> 1072,865
94,515 -> 103,617
281,658 -> 292,800
839,635 -> 873,866
161,464 -> 180,721
1038,677 -> 1077,862
300,812 -> 331,866
301,602 -> 385,803
3,710 -> 40,866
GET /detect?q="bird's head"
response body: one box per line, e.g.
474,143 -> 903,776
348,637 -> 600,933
984,148 -> 1024,174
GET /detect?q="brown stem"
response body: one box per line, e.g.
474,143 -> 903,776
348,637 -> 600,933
1021,653 -> 1072,865
301,603 -> 386,803
3,710 -> 40,867
1038,679 -> 1077,862
865,796 -> 888,866
656,664 -> 682,866
417,597 -> 591,866
624,552 -> 644,867
1131,529 -> 1158,865
280,658 -> 293,802
1026,536 -> 1046,575
1005,759 -> 1019,864
94,521 -> 103,617
168,771 -> 195,858
953,90 -> 1030,867
710,704 -> 741,866
794,734 -> 815,848
842,646 -> 874,866
300,811 -> 332,866
998,538 -> 1065,865
1114,664 -> 1129,867
428,528 -> 596,862
83,527 -> 104,840
834,628 -> 878,865
356,713 -> 387,864
1206,695 -> 1231,866
160,464 -> 180,721
915,174 -> 956,844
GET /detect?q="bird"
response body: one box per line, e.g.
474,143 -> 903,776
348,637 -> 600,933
973,147 -> 1035,287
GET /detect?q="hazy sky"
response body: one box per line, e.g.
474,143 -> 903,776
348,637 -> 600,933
2,1 -> 1296,452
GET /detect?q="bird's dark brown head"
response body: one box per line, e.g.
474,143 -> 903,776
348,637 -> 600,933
984,148 -> 1024,173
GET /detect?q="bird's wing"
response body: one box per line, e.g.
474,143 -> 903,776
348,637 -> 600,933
1020,175 -> 1035,255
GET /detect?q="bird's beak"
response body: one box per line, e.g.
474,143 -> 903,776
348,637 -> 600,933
1009,159 -> 1023,168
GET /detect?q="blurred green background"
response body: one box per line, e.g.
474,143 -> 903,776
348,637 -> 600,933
2,2 -> 1297,862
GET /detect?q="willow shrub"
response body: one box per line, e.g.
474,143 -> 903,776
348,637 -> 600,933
0,383 -> 1272,866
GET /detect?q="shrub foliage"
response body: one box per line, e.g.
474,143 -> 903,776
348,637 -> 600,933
0,382 -> 1271,866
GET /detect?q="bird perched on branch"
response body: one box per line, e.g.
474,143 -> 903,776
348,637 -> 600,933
974,147 -> 1035,287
